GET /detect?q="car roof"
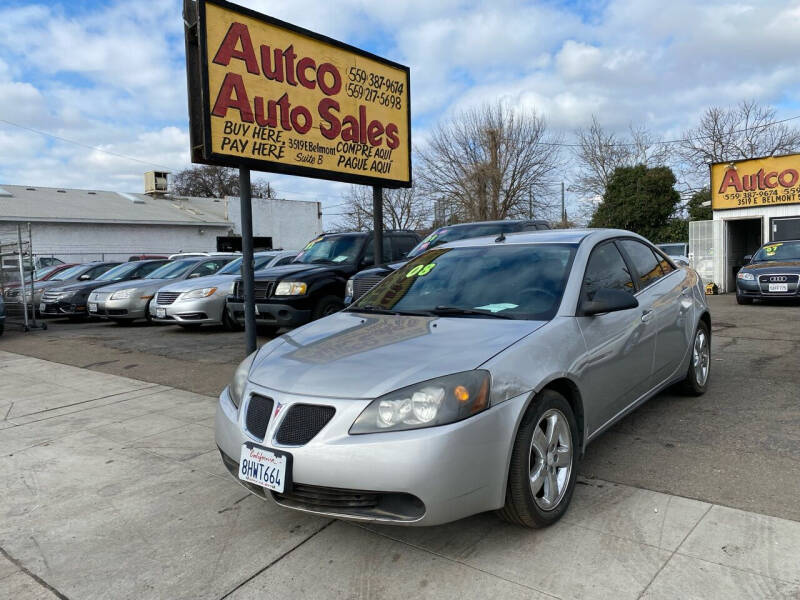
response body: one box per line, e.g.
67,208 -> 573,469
436,219 -> 547,229
443,228 -> 645,248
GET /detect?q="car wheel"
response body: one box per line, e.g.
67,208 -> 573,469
222,305 -> 242,331
144,300 -> 154,324
498,389 -> 578,528
312,295 -> 343,320
678,320 -> 711,396
736,294 -> 753,305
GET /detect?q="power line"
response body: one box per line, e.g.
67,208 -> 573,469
0,118 -> 181,172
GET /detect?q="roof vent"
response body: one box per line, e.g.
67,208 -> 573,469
144,170 -> 170,196
118,192 -> 146,204
57,189 -> 66,193
0,187 -> 12,197
88,191 -> 97,195
26,187 -> 36,191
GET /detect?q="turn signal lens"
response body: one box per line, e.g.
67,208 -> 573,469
454,385 -> 469,402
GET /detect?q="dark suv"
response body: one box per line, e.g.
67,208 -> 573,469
227,230 -> 421,333
345,219 -> 551,304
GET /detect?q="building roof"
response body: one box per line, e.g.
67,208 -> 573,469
0,185 -> 231,227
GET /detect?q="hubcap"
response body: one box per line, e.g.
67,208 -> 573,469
529,408 -> 573,511
693,329 -> 710,386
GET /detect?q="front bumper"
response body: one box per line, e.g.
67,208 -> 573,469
736,275 -> 800,299
39,298 -> 88,317
149,295 -> 225,325
226,299 -> 311,328
215,384 -> 527,526
88,295 -> 150,320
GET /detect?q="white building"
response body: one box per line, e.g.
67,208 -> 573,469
0,180 -> 322,263
689,154 -> 800,292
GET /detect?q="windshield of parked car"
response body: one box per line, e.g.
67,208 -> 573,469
351,243 -> 577,320
407,223 -> 524,259
293,235 -> 363,265
95,262 -> 141,282
219,254 -> 277,275
752,241 -> 800,263
33,266 -> 59,280
50,265 -> 85,280
144,260 -> 197,279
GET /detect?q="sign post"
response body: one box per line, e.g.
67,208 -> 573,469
184,0 -> 411,353
238,167 -> 257,354
372,186 -> 383,265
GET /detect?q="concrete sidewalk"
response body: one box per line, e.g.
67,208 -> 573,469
1,350 -> 798,600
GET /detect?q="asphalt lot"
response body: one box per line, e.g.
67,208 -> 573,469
1,294 -> 799,522
2,351 -> 799,600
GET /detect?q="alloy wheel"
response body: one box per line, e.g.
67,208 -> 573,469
693,328 -> 710,386
529,408 -> 573,511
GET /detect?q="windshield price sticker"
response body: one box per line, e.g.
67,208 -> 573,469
763,243 -> 782,256
406,263 -> 436,278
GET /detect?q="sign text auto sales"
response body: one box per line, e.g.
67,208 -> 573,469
185,0 -> 411,187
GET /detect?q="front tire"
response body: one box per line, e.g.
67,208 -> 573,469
312,295 -> 343,320
736,294 -> 753,305
498,390 -> 578,528
677,320 -> 710,396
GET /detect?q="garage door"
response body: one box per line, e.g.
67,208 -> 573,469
772,217 -> 800,241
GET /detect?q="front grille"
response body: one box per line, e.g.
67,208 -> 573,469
274,483 -> 379,509
41,291 -> 61,302
233,280 -> 274,300
276,404 -> 335,445
156,291 -> 181,305
352,275 -> 384,300
245,394 -> 274,440
758,274 -> 799,284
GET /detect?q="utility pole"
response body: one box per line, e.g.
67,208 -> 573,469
561,181 -> 566,226
528,191 -> 533,219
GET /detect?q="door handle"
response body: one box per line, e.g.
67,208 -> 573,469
641,309 -> 654,323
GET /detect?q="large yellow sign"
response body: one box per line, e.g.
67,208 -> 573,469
184,0 -> 411,187
711,154 -> 800,210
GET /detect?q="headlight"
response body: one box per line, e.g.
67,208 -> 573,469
274,281 -> 307,296
737,272 -> 755,281
180,287 -> 217,300
229,351 -> 257,408
345,278 -> 354,298
110,289 -> 135,300
350,370 -> 490,434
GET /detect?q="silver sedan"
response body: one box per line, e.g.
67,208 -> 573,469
148,251 -> 297,329
215,229 -> 711,527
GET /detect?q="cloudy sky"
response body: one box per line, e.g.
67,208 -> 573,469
1,0 -> 799,226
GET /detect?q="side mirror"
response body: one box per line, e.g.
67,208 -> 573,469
581,288 -> 638,316
188,272 -> 201,279
78,274 -> 91,281
743,255 -> 752,263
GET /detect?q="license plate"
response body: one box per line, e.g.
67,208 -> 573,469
39,303 -> 46,312
156,307 -> 166,318
239,443 -> 290,493
88,302 -> 97,313
768,283 -> 788,292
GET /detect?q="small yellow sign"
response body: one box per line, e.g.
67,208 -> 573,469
185,0 -> 411,187
711,153 -> 800,211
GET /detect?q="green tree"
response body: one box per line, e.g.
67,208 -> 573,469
589,165 -> 680,241
687,188 -> 712,221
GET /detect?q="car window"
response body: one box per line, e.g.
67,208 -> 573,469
407,224 -> 520,258
145,260 -> 197,279
137,261 -> 169,277
392,236 -> 418,260
85,264 -> 118,279
362,237 -> 392,264
95,262 -> 141,281
50,265 -> 84,280
752,240 -> 800,262
619,240 -> 665,289
582,242 -> 635,299
273,255 -> 295,266
192,260 -> 225,277
353,244 -> 576,320
653,251 -> 675,276
293,235 -> 363,264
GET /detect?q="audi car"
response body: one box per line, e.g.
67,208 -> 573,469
216,229 -> 710,528
736,239 -> 800,304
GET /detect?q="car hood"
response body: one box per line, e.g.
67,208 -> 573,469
157,273 -> 237,293
48,280 -> 108,294
741,260 -> 800,273
94,278 -> 171,293
249,312 -> 546,399
254,262 -> 350,280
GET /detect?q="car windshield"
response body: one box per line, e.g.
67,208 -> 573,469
95,262 -> 141,281
33,266 -> 59,280
752,241 -> 800,263
657,243 -> 686,256
407,224 -> 522,258
219,254 -> 276,275
145,260 -> 197,279
351,243 -> 577,320
293,236 -> 363,265
50,265 -> 86,280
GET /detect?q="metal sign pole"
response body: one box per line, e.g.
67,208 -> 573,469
16,225 -> 29,331
372,186 -> 384,265
27,222 -> 38,328
239,167 -> 257,355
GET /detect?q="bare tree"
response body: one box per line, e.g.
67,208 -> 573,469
416,102 -> 562,222
171,165 -> 275,198
679,100 -> 800,180
339,185 -> 431,231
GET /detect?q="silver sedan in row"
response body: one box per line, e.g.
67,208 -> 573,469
89,257 -> 235,324
215,229 -> 711,528
148,251 -> 296,329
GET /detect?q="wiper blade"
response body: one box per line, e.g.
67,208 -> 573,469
346,304 -> 432,316
431,305 -> 515,319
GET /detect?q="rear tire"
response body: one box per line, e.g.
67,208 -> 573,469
498,390 -> 578,528
677,321 -> 710,396
736,294 -> 753,305
312,295 -> 343,320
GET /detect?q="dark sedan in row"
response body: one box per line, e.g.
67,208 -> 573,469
736,240 -> 800,304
